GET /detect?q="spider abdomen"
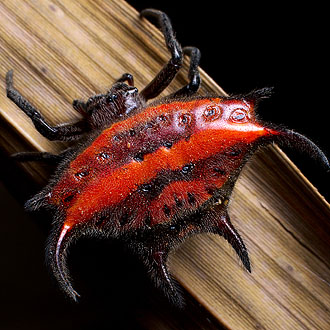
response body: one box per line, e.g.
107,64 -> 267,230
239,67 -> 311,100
47,97 -> 270,233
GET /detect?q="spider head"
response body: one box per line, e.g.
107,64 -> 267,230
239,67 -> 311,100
76,83 -> 143,129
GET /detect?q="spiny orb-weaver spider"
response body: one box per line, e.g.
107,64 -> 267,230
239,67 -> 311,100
5,8 -> 329,307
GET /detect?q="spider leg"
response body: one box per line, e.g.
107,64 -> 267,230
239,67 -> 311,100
11,147 -> 72,164
115,73 -> 134,86
72,99 -> 87,117
6,70 -> 88,141
170,46 -> 201,98
140,9 -> 183,100
11,151 -> 62,163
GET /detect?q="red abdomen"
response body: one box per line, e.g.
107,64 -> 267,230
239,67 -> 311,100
48,97 -> 270,232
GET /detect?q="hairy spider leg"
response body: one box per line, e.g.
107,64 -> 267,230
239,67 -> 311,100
115,73 -> 134,86
169,46 -> 202,98
11,148 -> 73,164
139,9 -> 184,100
6,70 -> 88,142
72,99 -> 88,116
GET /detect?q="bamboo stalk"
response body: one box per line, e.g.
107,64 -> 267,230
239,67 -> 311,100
0,1 -> 329,329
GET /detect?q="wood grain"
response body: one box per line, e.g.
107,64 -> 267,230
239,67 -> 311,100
0,1 -> 329,329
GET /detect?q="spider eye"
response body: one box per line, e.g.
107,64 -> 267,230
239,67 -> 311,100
203,105 -> 221,121
106,94 -> 118,103
230,109 -> 249,123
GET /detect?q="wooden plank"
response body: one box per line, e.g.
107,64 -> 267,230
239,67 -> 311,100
0,1 -> 329,329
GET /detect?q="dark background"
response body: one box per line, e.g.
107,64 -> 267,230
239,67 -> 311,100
129,0 -> 329,199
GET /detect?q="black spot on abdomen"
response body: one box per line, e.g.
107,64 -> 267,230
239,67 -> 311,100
187,192 -> 196,205
163,204 -> 171,217
134,153 -> 144,162
174,196 -> 183,208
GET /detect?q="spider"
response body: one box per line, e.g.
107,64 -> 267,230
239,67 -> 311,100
5,8 -> 329,307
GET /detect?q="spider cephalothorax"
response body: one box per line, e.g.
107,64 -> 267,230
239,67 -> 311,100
6,9 -> 329,307
77,80 -> 142,129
